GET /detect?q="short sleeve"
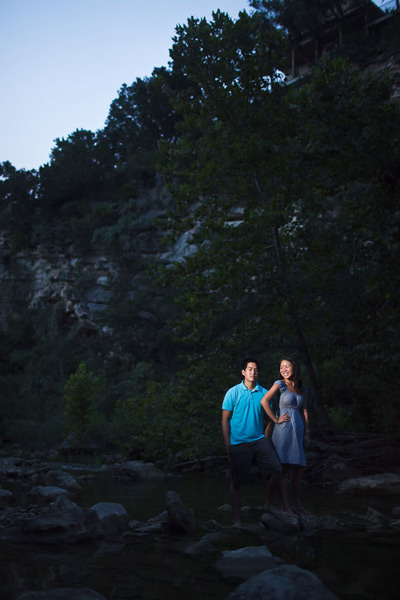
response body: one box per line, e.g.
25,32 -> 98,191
274,380 -> 285,393
222,387 -> 235,411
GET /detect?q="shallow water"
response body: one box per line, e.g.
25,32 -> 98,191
1,468 -> 399,599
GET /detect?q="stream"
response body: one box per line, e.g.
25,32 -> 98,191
1,466 -> 398,599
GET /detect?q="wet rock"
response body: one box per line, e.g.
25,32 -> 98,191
337,472 -> 400,495
16,589 -> 105,599
87,502 -> 129,538
260,512 -> 300,533
24,485 -> 73,506
105,460 -> 165,481
186,538 -> 216,558
215,546 -> 281,579
166,490 -> 196,534
226,564 -> 339,599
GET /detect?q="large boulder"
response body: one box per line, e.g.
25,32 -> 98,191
226,564 -> 339,599
165,490 -> 196,534
337,473 -> 400,495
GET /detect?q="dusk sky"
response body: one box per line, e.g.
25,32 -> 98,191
0,0 -> 248,171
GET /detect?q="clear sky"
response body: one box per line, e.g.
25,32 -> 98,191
0,0 -> 249,171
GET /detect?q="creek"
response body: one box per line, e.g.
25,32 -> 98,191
1,466 -> 398,600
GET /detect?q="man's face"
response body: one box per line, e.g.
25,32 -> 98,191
242,362 -> 259,386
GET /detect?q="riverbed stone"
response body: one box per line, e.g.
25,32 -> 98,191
16,589 -> 105,600
365,507 -> 393,531
87,502 -> 129,538
186,538 -> 216,558
0,456 -> 26,478
106,460 -> 165,481
41,469 -> 82,493
260,512 -> 300,533
321,461 -> 362,483
24,485 -> 73,506
0,487 -> 15,506
215,546 -> 280,579
337,472 -> 400,495
226,564 -> 339,599
166,490 -> 196,534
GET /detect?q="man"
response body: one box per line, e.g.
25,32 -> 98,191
222,358 -> 293,526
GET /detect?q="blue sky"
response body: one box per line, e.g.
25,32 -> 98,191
0,0 -> 248,171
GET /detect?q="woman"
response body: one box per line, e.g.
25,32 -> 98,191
261,357 -> 310,515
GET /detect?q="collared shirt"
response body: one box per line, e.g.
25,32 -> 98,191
222,381 -> 268,445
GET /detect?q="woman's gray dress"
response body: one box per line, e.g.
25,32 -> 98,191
272,380 -> 307,467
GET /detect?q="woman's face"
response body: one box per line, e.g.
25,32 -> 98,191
280,360 -> 294,379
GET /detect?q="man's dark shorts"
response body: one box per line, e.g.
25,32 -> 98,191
229,437 -> 282,486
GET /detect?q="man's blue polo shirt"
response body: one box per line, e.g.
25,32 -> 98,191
222,381 -> 268,445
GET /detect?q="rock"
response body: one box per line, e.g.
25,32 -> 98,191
166,490 -> 196,534
392,506 -> 400,517
217,503 -> 232,512
186,539 -> 216,558
202,519 -> 222,532
0,487 -> 15,506
260,512 -> 300,533
215,546 -> 281,579
41,469 -> 82,493
16,589 -> 105,599
107,460 -> 165,481
365,507 -> 392,532
13,502 -> 92,544
226,564 -> 339,599
337,472 -> 400,495
0,456 -> 26,478
87,502 -> 129,538
297,513 -> 321,531
321,461 -> 362,483
24,485 -> 73,506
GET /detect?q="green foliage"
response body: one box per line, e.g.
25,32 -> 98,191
64,361 -> 106,440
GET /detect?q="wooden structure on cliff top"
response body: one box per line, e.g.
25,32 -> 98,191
286,0 -> 400,82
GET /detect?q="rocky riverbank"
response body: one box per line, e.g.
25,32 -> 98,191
0,432 -> 399,599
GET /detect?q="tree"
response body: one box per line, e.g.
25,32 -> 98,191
159,10 -> 400,431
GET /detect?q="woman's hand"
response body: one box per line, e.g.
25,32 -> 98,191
276,413 -> 290,424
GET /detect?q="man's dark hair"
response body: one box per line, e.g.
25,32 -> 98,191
241,358 -> 260,371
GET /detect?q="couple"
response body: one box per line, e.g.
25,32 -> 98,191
222,357 -> 309,527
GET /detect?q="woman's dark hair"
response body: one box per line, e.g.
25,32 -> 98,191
279,357 -> 303,393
